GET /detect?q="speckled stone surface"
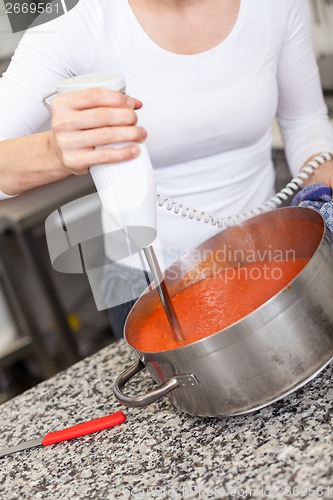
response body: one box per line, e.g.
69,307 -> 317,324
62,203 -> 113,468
0,340 -> 332,499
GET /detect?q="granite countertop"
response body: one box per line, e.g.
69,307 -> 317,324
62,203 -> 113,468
0,340 -> 332,499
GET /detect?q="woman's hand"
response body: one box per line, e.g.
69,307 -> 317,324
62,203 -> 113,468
302,157 -> 333,191
50,88 -> 147,175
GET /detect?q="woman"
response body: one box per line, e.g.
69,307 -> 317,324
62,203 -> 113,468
1,0 -> 333,337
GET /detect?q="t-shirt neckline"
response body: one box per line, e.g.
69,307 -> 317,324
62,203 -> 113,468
124,0 -> 246,59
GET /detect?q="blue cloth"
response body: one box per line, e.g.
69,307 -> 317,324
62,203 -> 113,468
291,183 -> 333,233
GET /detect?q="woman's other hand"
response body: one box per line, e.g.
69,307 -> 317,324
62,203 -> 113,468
301,156 -> 333,191
50,89 -> 147,175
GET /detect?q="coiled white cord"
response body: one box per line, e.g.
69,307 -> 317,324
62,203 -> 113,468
157,152 -> 333,230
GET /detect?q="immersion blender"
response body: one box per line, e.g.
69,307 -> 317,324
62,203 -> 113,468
54,73 -> 184,342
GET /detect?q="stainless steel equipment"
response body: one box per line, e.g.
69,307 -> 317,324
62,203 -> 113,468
113,207 -> 333,417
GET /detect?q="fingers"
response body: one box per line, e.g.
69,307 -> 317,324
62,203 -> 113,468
56,125 -> 147,150
54,88 -> 142,111
57,144 -> 141,175
51,88 -> 146,175
52,106 -> 140,132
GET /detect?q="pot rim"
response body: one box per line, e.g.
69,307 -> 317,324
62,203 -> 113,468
124,206 -> 328,357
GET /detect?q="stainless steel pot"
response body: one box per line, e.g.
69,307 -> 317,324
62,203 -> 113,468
113,207 -> 333,416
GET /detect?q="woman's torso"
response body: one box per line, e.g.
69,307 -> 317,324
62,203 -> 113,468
1,0 -> 287,267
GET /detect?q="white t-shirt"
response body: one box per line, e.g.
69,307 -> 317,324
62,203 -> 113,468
1,0 -> 333,268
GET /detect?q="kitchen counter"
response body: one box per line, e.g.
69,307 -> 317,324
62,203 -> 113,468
0,340 -> 332,499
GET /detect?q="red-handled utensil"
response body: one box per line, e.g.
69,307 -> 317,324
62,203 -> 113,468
0,410 -> 126,458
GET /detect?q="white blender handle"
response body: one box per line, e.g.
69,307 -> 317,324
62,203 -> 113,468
89,143 -> 157,248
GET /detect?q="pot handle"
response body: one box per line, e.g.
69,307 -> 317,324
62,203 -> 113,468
113,360 -> 180,408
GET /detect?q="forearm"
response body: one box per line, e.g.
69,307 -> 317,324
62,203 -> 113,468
0,131 -> 70,196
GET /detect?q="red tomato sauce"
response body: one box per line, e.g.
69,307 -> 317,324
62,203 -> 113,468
134,258 -> 309,352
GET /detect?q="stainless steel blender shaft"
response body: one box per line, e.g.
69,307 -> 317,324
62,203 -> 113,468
143,246 -> 185,343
